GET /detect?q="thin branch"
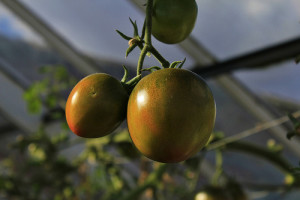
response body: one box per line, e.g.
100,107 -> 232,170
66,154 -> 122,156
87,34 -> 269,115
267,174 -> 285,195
225,141 -> 294,174
136,0 -> 153,75
207,110 -> 300,151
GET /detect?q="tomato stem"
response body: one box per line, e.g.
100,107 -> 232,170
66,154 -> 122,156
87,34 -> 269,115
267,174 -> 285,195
137,0 -> 153,76
149,46 -> 170,68
211,149 -> 223,186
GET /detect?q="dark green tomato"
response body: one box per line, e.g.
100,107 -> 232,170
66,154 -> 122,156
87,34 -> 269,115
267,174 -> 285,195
66,73 -> 128,138
127,68 -> 216,163
152,0 -> 198,44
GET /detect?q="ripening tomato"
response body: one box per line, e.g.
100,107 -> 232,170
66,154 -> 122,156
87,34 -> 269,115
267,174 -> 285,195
152,0 -> 198,44
127,68 -> 216,163
66,73 -> 128,138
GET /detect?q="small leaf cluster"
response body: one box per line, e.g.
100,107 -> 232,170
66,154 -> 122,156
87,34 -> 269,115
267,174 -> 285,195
23,65 -> 76,114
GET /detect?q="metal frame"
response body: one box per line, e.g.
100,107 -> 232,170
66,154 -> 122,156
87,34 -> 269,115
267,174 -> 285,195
194,37 -> 300,78
0,0 -> 99,75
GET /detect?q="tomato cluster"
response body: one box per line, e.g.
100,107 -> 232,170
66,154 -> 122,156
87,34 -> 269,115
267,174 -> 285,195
65,0 -> 214,163
66,69 -> 216,163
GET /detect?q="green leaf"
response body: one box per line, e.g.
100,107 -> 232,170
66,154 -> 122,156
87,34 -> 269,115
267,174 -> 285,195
177,58 -> 186,69
121,65 -> 129,83
141,19 -> 146,39
39,65 -> 52,74
45,94 -> 57,108
125,43 -> 138,58
116,30 -> 132,41
129,18 -> 139,37
169,61 -> 182,68
169,58 -> 186,69
54,66 -> 68,81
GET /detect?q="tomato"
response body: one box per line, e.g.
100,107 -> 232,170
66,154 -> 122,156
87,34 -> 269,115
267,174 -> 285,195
66,73 -> 128,138
151,0 -> 198,44
127,68 -> 216,163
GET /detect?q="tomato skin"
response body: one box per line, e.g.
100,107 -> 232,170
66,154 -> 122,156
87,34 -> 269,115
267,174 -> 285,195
127,68 -> 216,163
152,0 -> 198,44
66,73 -> 128,138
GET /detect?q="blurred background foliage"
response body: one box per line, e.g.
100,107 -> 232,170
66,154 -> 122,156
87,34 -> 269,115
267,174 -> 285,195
0,66 -> 298,200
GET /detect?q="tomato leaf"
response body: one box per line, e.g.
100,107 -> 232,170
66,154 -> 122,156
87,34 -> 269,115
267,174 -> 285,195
169,58 -> 186,68
125,43 -> 138,58
141,19 -> 146,39
177,58 -> 186,69
129,18 -> 139,37
121,65 -> 129,83
116,30 -> 132,41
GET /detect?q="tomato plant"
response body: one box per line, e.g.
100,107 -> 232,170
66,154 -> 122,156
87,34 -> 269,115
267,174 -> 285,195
152,0 -> 198,44
66,73 -> 128,138
127,68 -> 216,163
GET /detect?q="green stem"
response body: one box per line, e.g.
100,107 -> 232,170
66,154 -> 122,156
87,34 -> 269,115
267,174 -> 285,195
149,46 -> 170,68
212,149 -> 223,186
225,141 -> 294,175
137,42 -> 170,68
137,46 -> 149,76
136,0 -> 153,76
144,0 -> 153,45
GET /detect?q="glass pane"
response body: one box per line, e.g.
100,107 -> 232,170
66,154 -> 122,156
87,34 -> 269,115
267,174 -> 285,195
19,0 -> 196,68
193,0 -> 300,60
234,60 -> 300,102
0,3 -> 71,84
0,3 -> 44,45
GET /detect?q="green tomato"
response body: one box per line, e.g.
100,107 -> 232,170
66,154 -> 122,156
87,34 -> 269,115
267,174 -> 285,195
152,0 -> 198,44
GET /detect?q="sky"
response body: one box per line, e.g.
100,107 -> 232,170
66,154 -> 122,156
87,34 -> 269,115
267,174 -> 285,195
0,0 -> 300,101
